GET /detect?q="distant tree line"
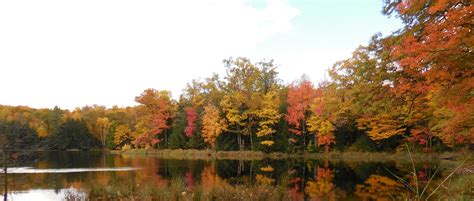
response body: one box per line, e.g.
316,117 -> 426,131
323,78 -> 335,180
0,0 -> 472,153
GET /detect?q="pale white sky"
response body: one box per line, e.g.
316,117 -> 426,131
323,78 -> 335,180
0,0 -> 402,110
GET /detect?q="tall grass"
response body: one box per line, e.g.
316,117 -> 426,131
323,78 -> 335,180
386,143 -> 471,200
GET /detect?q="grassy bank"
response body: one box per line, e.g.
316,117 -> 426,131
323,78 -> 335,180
111,149 -> 472,162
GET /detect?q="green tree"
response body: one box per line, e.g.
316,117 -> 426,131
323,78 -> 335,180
46,119 -> 99,150
0,121 -> 40,150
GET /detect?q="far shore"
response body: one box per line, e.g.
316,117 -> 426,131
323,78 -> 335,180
110,149 -> 473,163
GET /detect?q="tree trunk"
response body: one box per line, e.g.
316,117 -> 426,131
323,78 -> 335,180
165,131 -> 168,148
241,135 -> 245,150
250,132 -> 253,151
237,125 -> 243,151
314,134 -> 318,152
249,118 -> 254,151
237,133 -> 242,151
302,119 -> 306,153
302,161 -> 307,200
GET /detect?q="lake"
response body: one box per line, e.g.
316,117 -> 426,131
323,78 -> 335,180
2,151 -> 449,200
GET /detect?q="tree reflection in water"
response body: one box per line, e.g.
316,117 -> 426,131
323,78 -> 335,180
1,152 -> 454,200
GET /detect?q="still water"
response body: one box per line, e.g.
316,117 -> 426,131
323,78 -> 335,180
2,151 -> 445,200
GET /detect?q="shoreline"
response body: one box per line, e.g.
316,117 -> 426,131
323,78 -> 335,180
110,149 -> 471,162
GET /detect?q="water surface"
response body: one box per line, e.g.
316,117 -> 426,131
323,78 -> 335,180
2,151 -> 445,200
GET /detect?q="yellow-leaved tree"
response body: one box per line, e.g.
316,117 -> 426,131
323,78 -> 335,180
356,114 -> 406,141
202,104 -> 227,149
220,93 -> 247,149
256,88 -> 281,149
96,117 -> 111,148
113,124 -> 133,149
307,116 -> 335,153
306,90 -> 335,152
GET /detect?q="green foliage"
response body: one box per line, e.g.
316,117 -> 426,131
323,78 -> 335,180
350,135 -> 377,152
46,119 -> 99,150
168,109 -> 188,149
217,133 -> 239,151
105,122 -> 117,150
0,121 -> 40,150
187,131 -> 206,149
333,123 -> 359,151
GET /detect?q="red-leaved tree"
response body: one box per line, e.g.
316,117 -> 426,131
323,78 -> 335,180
286,78 -> 317,150
184,107 -> 197,137
134,89 -> 173,147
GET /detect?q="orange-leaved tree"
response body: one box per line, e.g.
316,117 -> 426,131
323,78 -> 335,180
383,0 -> 474,146
202,104 -> 227,149
134,89 -> 173,148
286,76 -> 317,151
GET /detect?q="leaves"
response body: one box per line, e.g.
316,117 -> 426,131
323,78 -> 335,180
256,88 -> 281,147
96,117 -> 111,147
184,107 -> 197,137
113,124 -> 132,147
286,78 -> 317,136
134,89 -> 173,147
383,0 -> 474,146
357,114 -> 406,141
202,104 -> 227,148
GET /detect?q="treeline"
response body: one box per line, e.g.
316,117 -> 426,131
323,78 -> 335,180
0,0 -> 472,152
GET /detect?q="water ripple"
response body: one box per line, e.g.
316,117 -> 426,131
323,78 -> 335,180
4,167 -> 139,174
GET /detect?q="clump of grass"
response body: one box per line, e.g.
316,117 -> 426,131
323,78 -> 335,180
386,143 -> 472,200
438,174 -> 474,200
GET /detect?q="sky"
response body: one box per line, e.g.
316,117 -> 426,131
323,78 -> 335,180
0,0 -> 402,110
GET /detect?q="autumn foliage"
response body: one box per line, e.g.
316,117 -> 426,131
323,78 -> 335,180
383,0 -> 474,146
134,89 -> 173,147
202,104 -> 226,148
184,107 -> 197,137
0,1 -> 472,152
286,79 -> 317,136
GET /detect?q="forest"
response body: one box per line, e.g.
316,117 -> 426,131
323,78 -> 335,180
1,0 -> 472,154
